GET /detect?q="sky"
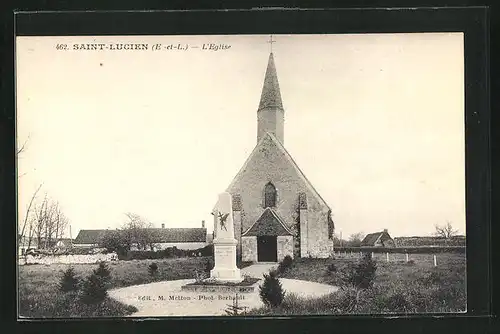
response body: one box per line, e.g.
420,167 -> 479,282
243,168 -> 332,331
16,33 -> 465,239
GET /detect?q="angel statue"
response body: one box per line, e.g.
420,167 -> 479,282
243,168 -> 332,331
218,212 -> 229,231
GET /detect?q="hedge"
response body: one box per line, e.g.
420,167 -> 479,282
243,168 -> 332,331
332,246 -> 466,254
118,244 -> 214,260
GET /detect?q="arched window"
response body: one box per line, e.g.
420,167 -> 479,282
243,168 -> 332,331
264,182 -> 277,207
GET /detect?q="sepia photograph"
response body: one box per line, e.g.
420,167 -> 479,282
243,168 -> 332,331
16,33 -> 466,318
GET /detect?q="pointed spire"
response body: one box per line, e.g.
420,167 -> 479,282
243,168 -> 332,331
258,53 -> 284,112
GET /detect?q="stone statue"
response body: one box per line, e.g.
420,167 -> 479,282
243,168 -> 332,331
210,192 -> 243,282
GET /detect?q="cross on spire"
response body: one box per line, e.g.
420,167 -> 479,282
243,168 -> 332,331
267,35 -> 276,53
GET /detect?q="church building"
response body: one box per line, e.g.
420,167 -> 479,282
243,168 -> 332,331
218,51 -> 335,263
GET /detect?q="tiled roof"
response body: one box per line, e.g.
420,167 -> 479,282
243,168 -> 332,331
74,228 -> 207,244
242,208 -> 293,236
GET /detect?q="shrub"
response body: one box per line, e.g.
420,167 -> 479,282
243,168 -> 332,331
80,273 -> 108,304
259,269 -> 285,308
93,261 -> 111,284
343,253 -> 377,289
278,255 -> 293,274
59,267 -> 80,292
204,258 -> 214,276
327,262 -> 337,273
148,262 -> 158,276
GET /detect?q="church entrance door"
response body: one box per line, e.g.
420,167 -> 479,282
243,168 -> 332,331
257,236 -> 277,262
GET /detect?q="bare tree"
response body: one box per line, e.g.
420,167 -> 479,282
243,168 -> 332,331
123,212 -> 156,251
19,183 -> 43,250
27,193 -> 70,250
434,221 -> 459,238
347,232 -> 365,247
44,200 -> 69,248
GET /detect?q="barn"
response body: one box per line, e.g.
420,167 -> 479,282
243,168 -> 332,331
73,223 -> 210,250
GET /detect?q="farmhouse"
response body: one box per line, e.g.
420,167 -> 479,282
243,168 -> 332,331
216,50 -> 335,263
73,229 -> 109,248
360,230 -> 395,247
73,222 -> 210,250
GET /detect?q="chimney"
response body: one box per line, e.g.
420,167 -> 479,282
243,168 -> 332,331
161,223 -> 165,229
383,229 -> 388,233
201,220 -> 205,228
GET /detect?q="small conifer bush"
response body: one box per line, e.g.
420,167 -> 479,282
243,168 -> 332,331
348,253 -> 377,289
81,273 -> 108,304
59,267 -> 80,292
148,262 -> 159,276
93,261 -> 111,284
259,269 -> 285,307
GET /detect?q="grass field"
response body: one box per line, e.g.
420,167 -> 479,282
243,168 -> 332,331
19,257 -> 210,318
19,253 -> 466,317
250,252 -> 466,315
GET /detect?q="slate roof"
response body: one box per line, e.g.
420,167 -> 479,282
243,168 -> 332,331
360,231 -> 392,246
242,208 -> 293,237
74,230 -> 110,244
258,53 -> 284,112
74,228 -> 207,244
146,228 -> 207,243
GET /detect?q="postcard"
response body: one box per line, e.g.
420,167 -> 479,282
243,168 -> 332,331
16,33 -> 466,318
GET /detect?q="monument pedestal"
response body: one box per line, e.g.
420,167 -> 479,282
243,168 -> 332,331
182,192 -> 246,294
210,238 -> 243,283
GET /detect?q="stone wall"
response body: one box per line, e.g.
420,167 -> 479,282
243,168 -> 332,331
22,253 -> 118,265
305,209 -> 333,258
241,236 -> 257,262
277,236 -> 294,262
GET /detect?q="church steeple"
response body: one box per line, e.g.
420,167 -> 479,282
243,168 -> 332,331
257,51 -> 285,144
258,53 -> 284,112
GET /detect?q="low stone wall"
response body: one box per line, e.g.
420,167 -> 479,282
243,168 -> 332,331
22,252 -> 118,265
